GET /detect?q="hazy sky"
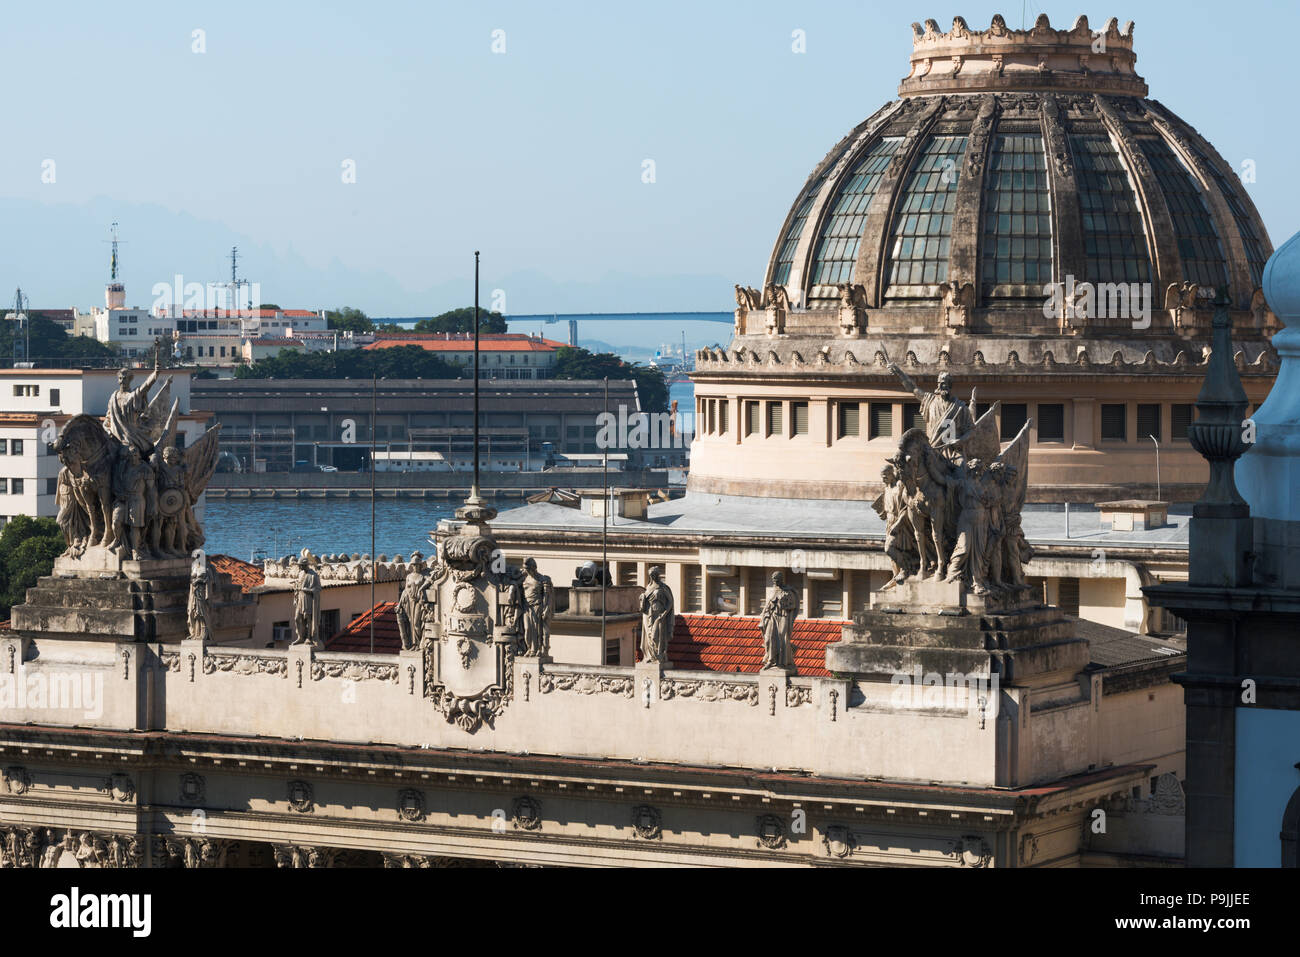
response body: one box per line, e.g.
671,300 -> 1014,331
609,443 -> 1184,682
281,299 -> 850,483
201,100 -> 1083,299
1,0 -> 1294,315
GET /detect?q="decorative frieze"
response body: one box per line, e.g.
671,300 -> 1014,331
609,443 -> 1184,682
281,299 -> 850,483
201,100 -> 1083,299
660,677 -> 758,706
538,671 -> 635,699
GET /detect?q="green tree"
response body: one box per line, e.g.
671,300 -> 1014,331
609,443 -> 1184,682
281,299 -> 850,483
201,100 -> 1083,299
551,346 -> 668,413
0,516 -> 64,618
324,307 -> 374,334
0,315 -> 118,363
234,346 -> 458,380
413,307 -> 507,335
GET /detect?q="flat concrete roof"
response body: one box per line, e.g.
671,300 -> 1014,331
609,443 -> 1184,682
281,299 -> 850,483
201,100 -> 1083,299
480,493 -> 1191,551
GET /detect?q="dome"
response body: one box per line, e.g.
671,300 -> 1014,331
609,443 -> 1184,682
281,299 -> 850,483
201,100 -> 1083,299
758,14 -> 1271,328
690,14 -> 1280,505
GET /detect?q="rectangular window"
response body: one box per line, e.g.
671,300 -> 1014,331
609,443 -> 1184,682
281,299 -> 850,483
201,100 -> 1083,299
320,609 -> 340,638
683,566 -> 703,613
1101,404 -> 1127,442
0,440 -> 6,455
745,401 -> 760,437
767,402 -> 783,437
271,621 -> 292,643
10,440 -> 22,456
11,479 -> 23,495
1171,404 -> 1194,440
711,574 -> 740,614
1058,577 -> 1081,617
718,402 -> 729,434
791,402 -> 809,436
1136,403 -> 1162,443
903,402 -> 924,433
1037,403 -> 1065,442
868,402 -> 893,440
746,567 -> 769,616
45,477 -> 57,495
0,479 -> 7,493
1001,403 -> 1028,440
50,389 -> 60,406
812,577 -> 843,619
837,403 -> 860,438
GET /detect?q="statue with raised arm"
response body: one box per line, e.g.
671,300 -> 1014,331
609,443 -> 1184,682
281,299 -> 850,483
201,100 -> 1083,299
760,571 -> 799,671
292,556 -> 322,647
888,363 -> 974,453
520,558 -> 554,657
105,356 -> 172,457
639,567 -> 674,664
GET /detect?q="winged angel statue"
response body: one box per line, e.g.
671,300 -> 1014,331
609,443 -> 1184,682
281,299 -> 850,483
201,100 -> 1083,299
874,390 -> 1033,597
53,357 -> 221,560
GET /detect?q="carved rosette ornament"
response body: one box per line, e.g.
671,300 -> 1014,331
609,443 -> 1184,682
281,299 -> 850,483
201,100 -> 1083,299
947,835 -> 993,868
397,789 -> 426,823
756,814 -> 788,850
631,805 -> 663,841
512,796 -> 543,831
287,779 -> 315,813
822,825 -> 856,859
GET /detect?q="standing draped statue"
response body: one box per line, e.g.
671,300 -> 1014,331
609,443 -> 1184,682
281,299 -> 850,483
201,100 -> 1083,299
293,557 -> 322,647
187,556 -> 212,642
639,567 -> 675,664
760,571 -> 799,671
520,558 -> 554,657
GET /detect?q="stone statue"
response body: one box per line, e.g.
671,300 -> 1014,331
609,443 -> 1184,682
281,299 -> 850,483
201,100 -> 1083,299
520,558 -> 553,657
888,363 -> 974,452
877,413 -> 1031,598
188,556 -> 212,642
939,458 -> 1001,595
499,564 -> 525,639
50,361 -> 221,563
105,357 -> 169,457
759,571 -> 799,671
396,559 -> 427,651
639,567 -> 674,664
292,557 -> 322,647
876,462 -> 916,583
110,445 -> 156,561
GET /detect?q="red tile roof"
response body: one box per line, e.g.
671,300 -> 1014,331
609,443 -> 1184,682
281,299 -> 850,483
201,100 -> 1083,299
365,333 -> 565,353
667,614 -> 843,677
209,554 -> 265,593
327,602 -> 400,653
319,604 -> 843,676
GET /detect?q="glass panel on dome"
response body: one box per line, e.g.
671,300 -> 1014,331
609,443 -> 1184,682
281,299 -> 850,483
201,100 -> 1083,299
1137,136 -> 1229,290
884,135 -> 968,297
1069,134 -> 1154,286
772,165 -> 836,287
807,137 -> 903,295
1189,144 -> 1268,289
980,134 -> 1053,299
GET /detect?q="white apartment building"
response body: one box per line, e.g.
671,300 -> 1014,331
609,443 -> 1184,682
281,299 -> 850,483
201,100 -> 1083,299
0,368 -> 210,526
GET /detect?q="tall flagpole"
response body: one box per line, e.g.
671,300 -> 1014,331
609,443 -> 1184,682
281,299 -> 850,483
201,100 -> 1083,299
370,373 -> 377,654
471,251 -> 482,504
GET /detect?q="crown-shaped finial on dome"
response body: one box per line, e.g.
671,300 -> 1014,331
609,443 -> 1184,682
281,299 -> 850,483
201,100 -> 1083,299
902,14 -> 1145,98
